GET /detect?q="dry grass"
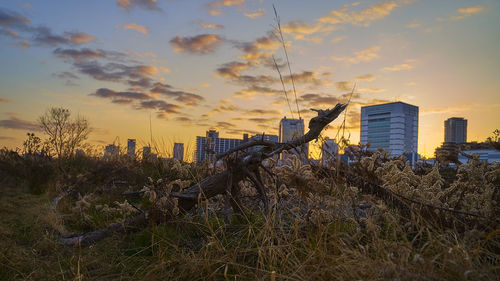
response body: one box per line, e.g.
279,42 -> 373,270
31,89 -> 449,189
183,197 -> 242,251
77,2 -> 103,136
0,149 -> 499,280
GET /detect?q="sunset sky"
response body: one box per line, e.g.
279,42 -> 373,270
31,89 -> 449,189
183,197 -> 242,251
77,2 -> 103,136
1,0 -> 499,160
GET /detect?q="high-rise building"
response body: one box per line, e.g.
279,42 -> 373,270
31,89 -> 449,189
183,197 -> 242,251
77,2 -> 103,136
104,144 -> 119,157
173,143 -> 184,162
279,117 -> 308,160
444,117 -> 467,143
195,130 -> 248,162
322,139 -> 338,166
127,139 -> 136,157
360,102 -> 418,156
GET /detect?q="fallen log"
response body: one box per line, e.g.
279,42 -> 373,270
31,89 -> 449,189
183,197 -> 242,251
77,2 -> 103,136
60,104 -> 347,245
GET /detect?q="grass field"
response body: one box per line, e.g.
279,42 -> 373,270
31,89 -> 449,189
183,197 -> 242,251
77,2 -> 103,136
0,150 -> 499,280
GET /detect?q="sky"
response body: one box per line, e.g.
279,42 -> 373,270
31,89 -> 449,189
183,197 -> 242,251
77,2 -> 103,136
0,0 -> 499,160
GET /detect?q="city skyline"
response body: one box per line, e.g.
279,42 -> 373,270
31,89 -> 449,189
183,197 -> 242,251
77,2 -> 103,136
1,0 -> 499,158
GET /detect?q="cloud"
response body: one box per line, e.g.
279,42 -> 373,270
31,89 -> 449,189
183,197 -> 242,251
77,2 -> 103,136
336,81 -> 355,91
355,74 -> 376,81
331,45 -> 380,64
150,82 -> 205,106
117,0 -> 162,11
11,39 -> 30,48
0,116 -> 40,131
0,29 -> 19,38
66,31 -> 96,44
207,0 -> 245,16
244,8 -> 265,19
0,98 -> 11,103
284,71 -> 329,86
319,1 -> 399,27
457,5 -> 484,15
0,8 -> 95,47
0,7 -> 31,29
209,99 -> 240,114
216,61 -> 251,78
331,36 -> 346,43
406,22 -> 421,29
137,99 -> 181,114
233,85 -> 281,99
421,104 -> 474,115
170,34 -> 223,54
234,34 -> 281,64
53,48 -> 106,60
381,62 -> 414,72
449,5 -> 484,21
198,21 -> 224,30
299,93 -> 340,107
91,88 -> 151,100
281,21 -> 328,40
52,71 -> 80,86
438,5 -> 484,21
73,60 -> 157,84
245,109 -> 281,116
359,87 -> 385,93
123,23 -> 148,34
90,88 -> 188,116
225,128 -> 261,136
248,117 -> 278,125
33,28 -> 95,46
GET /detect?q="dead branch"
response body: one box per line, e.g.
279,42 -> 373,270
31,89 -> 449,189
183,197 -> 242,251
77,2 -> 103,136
59,104 -> 347,245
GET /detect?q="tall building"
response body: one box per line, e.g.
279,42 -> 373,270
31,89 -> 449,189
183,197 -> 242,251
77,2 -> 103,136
104,144 -> 119,157
127,139 -> 136,157
279,117 -> 308,160
173,143 -> 184,162
195,130 -> 249,162
444,117 -> 467,143
360,102 -> 418,156
322,139 -> 338,166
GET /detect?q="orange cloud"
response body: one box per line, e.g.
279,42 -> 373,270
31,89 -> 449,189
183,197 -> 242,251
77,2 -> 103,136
208,0 -> 245,16
281,21 -> 329,41
355,74 -> 376,81
319,1 -> 399,27
457,5 -> 484,15
331,45 -> 380,64
331,36 -> 346,43
170,34 -> 223,54
451,5 -> 484,20
123,23 -> 148,34
244,8 -> 266,19
198,21 -> 224,29
381,60 -> 415,72
66,31 -> 95,44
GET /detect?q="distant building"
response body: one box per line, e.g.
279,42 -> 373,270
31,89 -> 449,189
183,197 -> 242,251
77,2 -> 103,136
360,102 -> 419,158
127,139 -> 136,157
173,143 -> 184,162
458,149 -> 500,163
444,117 -> 467,144
322,139 -> 338,166
195,130 -> 249,162
142,146 -> 156,160
249,133 -> 279,157
279,117 -> 308,161
104,144 -> 119,157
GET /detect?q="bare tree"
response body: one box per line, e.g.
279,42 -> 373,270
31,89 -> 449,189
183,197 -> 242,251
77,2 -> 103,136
38,107 -> 91,159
